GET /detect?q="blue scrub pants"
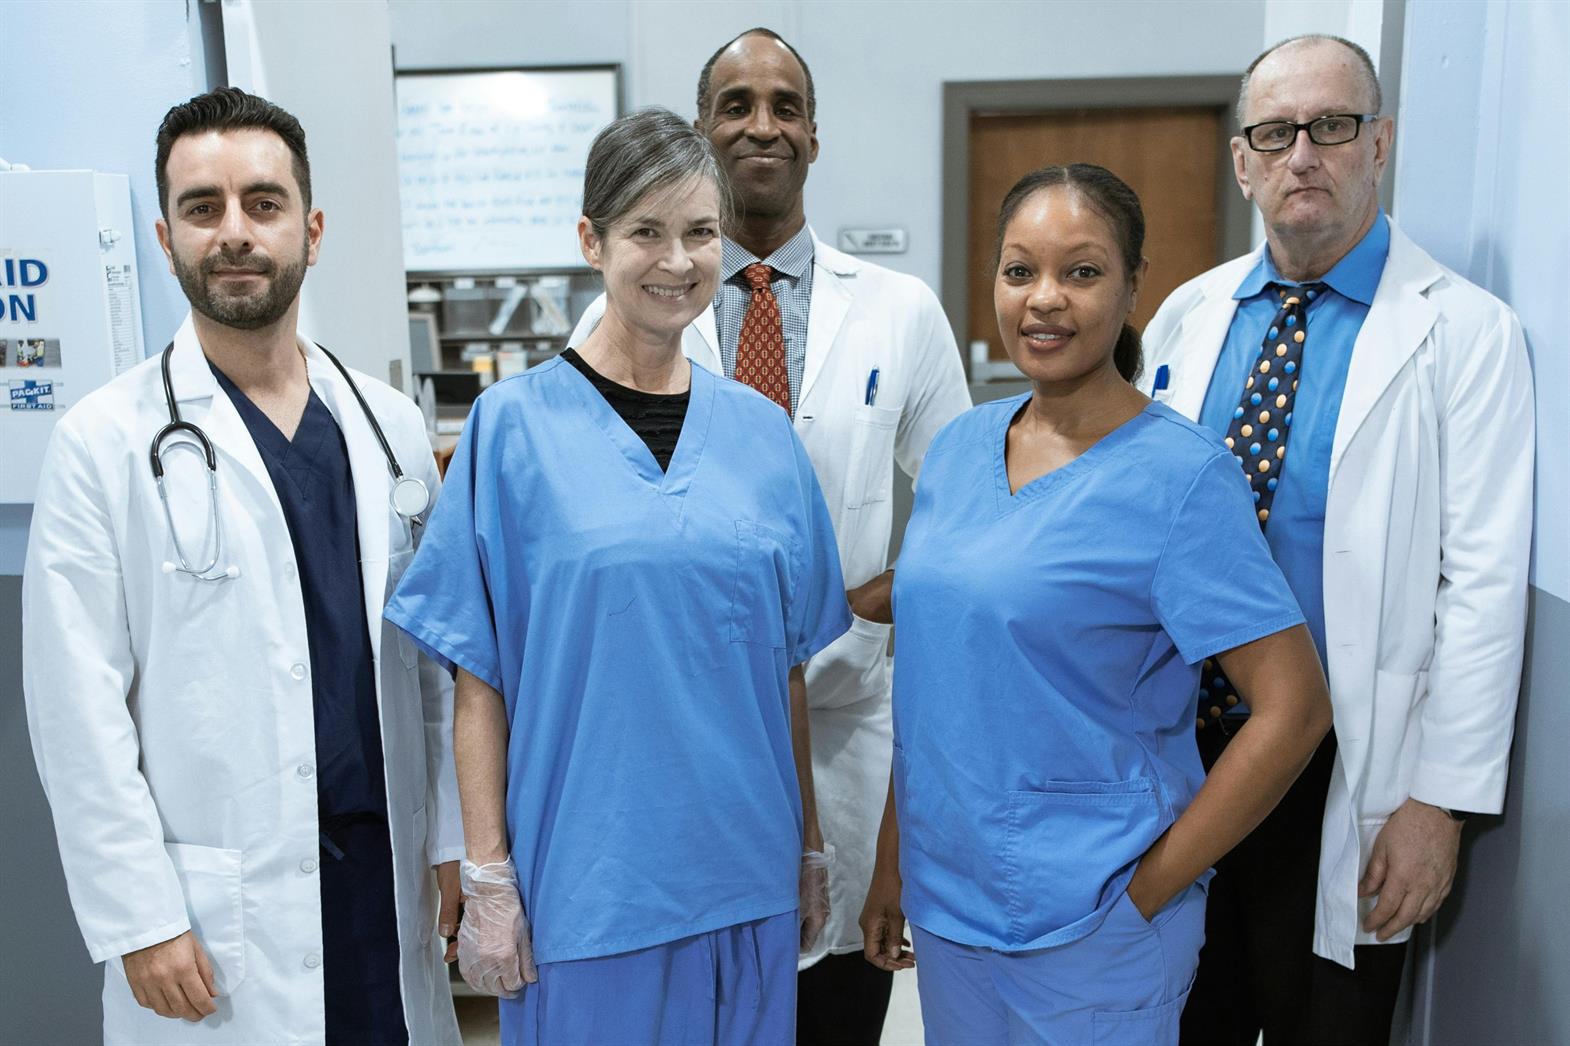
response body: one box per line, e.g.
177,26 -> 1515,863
912,881 -> 1207,1046
500,910 -> 798,1045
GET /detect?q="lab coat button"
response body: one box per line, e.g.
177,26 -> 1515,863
284,562 -> 296,579
303,953 -> 321,970
300,857 -> 318,873
290,662 -> 307,680
297,763 -> 314,779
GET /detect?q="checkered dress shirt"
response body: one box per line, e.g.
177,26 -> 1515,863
714,225 -> 814,413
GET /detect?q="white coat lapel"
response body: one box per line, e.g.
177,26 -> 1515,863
801,236 -> 858,406
1329,225 -> 1441,481
167,315 -> 283,518
1164,289 -> 1238,419
302,339 -> 392,659
687,306 -> 722,374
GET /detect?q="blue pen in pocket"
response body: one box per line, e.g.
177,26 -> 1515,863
1152,364 -> 1172,401
865,367 -> 880,406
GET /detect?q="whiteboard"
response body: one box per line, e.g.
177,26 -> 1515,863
396,66 -> 620,274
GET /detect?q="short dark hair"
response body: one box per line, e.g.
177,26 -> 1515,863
582,107 -> 735,237
695,28 -> 816,124
993,164 -> 1146,384
155,87 -> 312,219
1238,35 -> 1382,126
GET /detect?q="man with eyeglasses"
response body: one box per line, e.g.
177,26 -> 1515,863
1141,34 -> 1533,1044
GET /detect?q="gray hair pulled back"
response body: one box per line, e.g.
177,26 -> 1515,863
582,107 -> 734,237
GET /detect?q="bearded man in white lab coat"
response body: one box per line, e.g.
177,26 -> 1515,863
23,88 -> 462,1044
570,28 -> 971,1043
1139,36 -> 1533,1044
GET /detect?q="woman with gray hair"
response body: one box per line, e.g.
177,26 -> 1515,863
387,107 -> 847,1043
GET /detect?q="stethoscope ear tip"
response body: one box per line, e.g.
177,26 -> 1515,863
162,561 -> 176,574
225,565 -> 241,579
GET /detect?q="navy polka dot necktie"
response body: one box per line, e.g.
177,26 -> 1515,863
1198,282 -> 1324,731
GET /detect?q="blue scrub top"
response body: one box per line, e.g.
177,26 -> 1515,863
386,357 -> 849,963
212,364 -> 387,819
1197,213 -> 1388,674
891,399 -> 1304,952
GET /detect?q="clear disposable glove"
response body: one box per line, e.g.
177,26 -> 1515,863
799,847 -> 833,953
457,859 -> 538,997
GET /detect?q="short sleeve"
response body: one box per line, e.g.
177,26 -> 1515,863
1151,452 -> 1305,664
785,430 -> 851,666
385,400 -> 504,690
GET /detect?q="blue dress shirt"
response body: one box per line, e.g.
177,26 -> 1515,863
1198,212 -> 1390,678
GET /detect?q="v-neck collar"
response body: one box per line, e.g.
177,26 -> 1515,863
550,354 -> 714,508
209,358 -> 327,452
210,361 -> 338,501
992,395 -> 1153,514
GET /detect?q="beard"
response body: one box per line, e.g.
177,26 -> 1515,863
173,235 -> 308,331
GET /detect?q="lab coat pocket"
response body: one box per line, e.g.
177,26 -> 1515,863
387,550 -> 419,669
165,842 -> 246,993
729,520 -> 800,649
1002,778 -> 1159,942
842,405 -> 900,511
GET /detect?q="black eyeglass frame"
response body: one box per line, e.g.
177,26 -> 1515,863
1240,113 -> 1379,152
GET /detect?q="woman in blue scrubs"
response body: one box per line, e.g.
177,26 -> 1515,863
386,109 -> 848,1044
859,165 -> 1334,1044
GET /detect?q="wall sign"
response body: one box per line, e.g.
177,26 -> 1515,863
838,228 -> 908,254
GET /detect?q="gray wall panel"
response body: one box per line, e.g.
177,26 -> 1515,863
0,574 -> 102,1042
1410,586 -> 1570,1045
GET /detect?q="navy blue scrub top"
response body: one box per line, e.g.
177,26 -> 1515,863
211,363 -> 388,819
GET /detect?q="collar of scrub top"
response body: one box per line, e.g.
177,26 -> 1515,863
720,221 -> 816,285
1233,209 -> 1391,306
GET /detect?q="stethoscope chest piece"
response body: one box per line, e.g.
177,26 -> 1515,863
390,475 -> 430,520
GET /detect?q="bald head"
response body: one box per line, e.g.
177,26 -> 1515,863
1238,35 -> 1381,127
696,28 -> 816,123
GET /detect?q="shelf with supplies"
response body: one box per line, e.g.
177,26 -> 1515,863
406,270 -> 600,438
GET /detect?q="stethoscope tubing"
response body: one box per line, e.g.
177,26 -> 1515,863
152,340 -> 427,580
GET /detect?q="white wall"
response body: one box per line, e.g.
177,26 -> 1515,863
390,0 -> 1270,293
1393,0 -> 1567,601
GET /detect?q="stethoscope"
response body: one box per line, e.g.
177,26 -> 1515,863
152,341 -> 430,581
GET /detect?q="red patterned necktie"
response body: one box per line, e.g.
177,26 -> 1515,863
733,262 -> 790,414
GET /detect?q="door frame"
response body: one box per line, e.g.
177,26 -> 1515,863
941,75 -> 1251,356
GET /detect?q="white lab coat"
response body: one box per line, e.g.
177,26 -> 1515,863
23,315 -> 463,1043
1140,222 -> 1534,968
570,232 -> 972,965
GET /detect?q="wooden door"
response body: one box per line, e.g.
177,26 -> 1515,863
967,107 -> 1224,359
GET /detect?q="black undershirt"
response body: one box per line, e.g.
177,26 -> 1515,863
562,348 -> 689,471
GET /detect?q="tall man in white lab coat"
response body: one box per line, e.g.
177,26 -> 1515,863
570,29 -> 971,1042
23,88 -> 462,1044
1139,36 -> 1533,1044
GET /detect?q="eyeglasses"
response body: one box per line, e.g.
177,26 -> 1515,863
1241,114 -> 1377,152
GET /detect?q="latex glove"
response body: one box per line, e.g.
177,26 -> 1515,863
457,859 -> 538,997
799,847 -> 833,953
